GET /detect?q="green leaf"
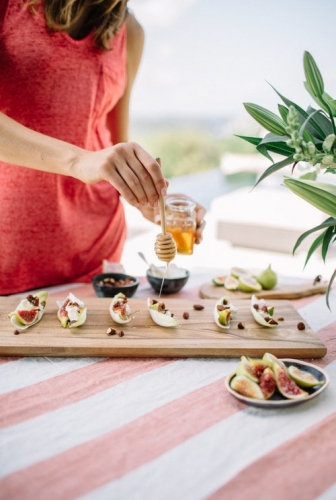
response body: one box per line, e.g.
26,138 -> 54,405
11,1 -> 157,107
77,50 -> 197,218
268,84 -> 326,140
292,217 -> 336,254
234,135 -> 262,146
278,104 -> 289,122
299,171 -> 318,180
254,155 -> 295,188
302,231 -> 326,267
258,134 -> 294,156
322,226 -> 335,262
326,268 -> 336,310
303,51 -> 324,97
243,103 -> 287,136
283,178 -> 336,218
307,106 -> 333,136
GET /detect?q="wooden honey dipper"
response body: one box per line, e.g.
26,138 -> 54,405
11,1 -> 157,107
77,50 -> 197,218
154,159 -> 177,263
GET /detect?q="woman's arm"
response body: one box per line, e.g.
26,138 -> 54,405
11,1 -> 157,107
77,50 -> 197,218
106,12 -> 145,144
0,111 -> 167,207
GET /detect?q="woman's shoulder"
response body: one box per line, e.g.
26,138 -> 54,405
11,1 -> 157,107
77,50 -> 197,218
125,11 -> 145,46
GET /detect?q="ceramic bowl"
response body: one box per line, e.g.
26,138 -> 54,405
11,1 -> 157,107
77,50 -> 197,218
92,273 -> 139,298
146,270 -> 189,295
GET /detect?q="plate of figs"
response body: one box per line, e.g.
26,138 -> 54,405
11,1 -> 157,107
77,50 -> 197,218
225,353 -> 329,408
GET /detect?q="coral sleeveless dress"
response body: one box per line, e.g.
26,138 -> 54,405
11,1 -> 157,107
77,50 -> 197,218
0,0 -> 128,294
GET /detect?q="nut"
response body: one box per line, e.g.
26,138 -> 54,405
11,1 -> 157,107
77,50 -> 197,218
107,327 -> 116,335
14,330 -> 20,335
237,322 -> 245,330
297,322 -> 305,331
118,330 -> 124,337
193,304 -> 204,310
277,316 -> 284,321
183,312 -> 189,320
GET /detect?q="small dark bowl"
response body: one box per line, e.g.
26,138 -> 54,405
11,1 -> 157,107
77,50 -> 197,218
92,273 -> 139,298
146,270 -> 189,295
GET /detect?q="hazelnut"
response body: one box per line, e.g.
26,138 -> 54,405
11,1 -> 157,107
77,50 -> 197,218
118,330 -> 124,337
107,327 -> 116,335
297,322 -> 305,331
183,312 -> 189,320
237,322 -> 245,330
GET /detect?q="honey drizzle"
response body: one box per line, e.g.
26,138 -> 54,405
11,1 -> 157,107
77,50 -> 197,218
158,262 -> 169,299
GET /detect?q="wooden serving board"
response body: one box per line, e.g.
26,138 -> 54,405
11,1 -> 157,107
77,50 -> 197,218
0,297 -> 326,358
200,279 -> 328,300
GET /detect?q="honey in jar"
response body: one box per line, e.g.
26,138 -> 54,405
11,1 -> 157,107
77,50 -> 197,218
165,197 -> 196,255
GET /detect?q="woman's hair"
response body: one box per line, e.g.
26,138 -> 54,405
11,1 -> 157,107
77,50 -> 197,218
27,0 -> 128,50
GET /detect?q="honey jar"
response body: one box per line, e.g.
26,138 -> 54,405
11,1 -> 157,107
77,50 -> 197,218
165,197 -> 196,255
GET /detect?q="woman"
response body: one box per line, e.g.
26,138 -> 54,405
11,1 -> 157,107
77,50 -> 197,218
0,0 -> 205,295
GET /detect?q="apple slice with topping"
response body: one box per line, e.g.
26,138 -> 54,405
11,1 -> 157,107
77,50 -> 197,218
57,293 -> 87,328
147,298 -> 178,327
109,292 -> 132,324
251,295 -> 278,328
9,291 -> 49,330
213,295 -> 237,329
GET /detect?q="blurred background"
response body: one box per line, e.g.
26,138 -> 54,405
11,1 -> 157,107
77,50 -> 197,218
120,0 -> 336,280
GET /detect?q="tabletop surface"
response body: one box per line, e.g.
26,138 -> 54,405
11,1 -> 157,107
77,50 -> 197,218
1,275 -> 336,500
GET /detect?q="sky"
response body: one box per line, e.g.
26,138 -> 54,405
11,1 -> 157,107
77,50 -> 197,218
129,0 -> 336,122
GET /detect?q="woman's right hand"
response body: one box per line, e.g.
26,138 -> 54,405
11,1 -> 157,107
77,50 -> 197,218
72,142 -> 168,208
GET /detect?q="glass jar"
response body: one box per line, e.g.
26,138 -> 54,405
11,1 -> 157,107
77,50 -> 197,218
165,197 -> 196,255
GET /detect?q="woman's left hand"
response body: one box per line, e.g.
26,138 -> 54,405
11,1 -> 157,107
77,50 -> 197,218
138,194 -> 206,245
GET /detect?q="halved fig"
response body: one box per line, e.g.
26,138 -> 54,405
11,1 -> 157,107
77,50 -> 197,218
109,292 -> 132,324
57,293 -> 87,329
251,295 -> 278,328
272,362 -> 309,399
259,367 -> 276,399
230,375 -> 265,400
9,291 -> 49,330
236,355 -> 272,383
213,296 -> 237,329
147,298 -> 178,327
288,365 -> 325,388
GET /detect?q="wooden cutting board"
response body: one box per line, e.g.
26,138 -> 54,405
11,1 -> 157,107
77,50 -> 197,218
199,279 -> 328,300
0,297 -> 326,358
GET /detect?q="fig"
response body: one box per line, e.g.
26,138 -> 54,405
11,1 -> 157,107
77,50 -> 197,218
9,291 -> 49,330
212,276 -> 226,286
230,267 -> 252,279
224,276 -> 239,290
230,375 -> 265,400
288,365 -> 325,388
213,296 -> 237,329
272,361 -> 309,399
109,292 -> 132,324
238,276 -> 262,293
147,298 -> 178,327
259,367 -> 276,399
251,296 -> 278,328
57,293 -> 87,329
236,355 -> 272,383
256,264 -> 278,290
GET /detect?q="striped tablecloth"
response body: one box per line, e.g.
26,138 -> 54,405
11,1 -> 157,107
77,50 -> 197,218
1,277 -> 336,500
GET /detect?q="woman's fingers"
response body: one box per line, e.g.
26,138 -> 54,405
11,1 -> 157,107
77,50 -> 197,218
101,142 -> 167,207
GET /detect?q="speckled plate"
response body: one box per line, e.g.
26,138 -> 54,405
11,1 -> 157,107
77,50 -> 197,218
225,358 -> 330,408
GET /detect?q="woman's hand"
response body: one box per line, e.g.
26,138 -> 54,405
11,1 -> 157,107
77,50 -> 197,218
73,142 -> 168,208
138,194 -> 206,245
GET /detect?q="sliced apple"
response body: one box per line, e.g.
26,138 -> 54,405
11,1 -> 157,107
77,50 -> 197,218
147,298 -> 178,327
